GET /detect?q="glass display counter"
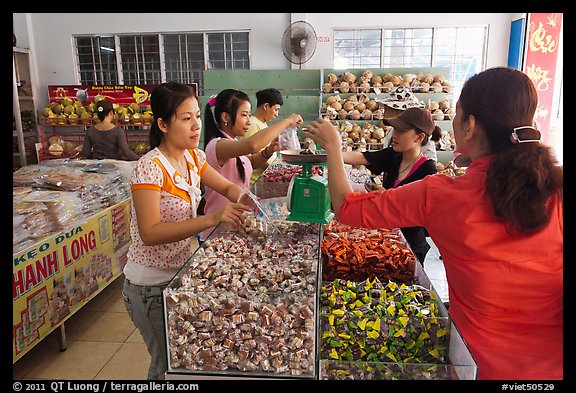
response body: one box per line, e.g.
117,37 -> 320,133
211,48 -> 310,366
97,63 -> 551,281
163,155 -> 477,380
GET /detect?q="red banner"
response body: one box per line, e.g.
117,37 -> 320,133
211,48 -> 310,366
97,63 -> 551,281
47,84 -> 197,107
523,13 -> 562,145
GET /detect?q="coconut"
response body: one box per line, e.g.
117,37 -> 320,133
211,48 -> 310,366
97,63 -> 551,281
87,102 -> 96,113
438,100 -> 451,111
356,102 -> 366,112
428,100 -> 439,111
41,107 -> 53,118
372,109 -> 385,120
436,162 -> 446,171
366,100 -> 378,112
432,109 -> 445,121
349,110 -> 361,120
330,101 -> 342,111
80,112 -> 92,125
67,113 -> 79,125
337,109 -> 348,120
326,96 -> 337,106
61,97 -> 73,107
362,70 -> 374,80
48,143 -> 64,156
73,101 -> 84,112
402,73 -> 416,84
49,136 -> 63,145
120,113 -> 131,124
342,121 -> 353,133
371,75 -> 383,85
372,127 -> 385,139
142,112 -> 153,125
62,141 -> 77,155
361,109 -> 372,120
359,82 -> 371,93
343,101 -> 355,112
326,73 -> 338,85
421,74 -> 434,84
343,72 -> 356,84
382,73 -> 394,82
348,82 -> 358,94
63,105 -> 75,116
339,81 -> 350,93
419,82 -> 430,93
115,106 -> 128,117
131,112 -> 142,125
390,75 -> 402,86
56,115 -> 67,125
128,103 -> 141,114
133,142 -> 148,155
442,81 -> 453,93
322,83 -> 333,93
93,94 -> 105,104
431,82 -> 443,93
444,107 -> 455,120
50,103 -> 63,115
433,74 -> 446,84
382,82 -> 395,93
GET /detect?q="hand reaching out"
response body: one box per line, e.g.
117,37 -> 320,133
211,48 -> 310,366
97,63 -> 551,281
237,191 -> 260,213
303,118 -> 342,153
288,113 -> 304,128
211,202 -> 251,228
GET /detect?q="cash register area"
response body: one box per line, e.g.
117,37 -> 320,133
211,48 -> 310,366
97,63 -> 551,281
13,238 -> 448,380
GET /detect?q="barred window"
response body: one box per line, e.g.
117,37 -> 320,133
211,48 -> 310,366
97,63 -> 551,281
74,31 -> 250,94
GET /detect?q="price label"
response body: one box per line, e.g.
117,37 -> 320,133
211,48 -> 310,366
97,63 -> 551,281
316,35 -> 331,43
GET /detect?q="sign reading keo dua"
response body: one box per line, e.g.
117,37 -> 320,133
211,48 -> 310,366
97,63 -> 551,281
12,199 -> 131,363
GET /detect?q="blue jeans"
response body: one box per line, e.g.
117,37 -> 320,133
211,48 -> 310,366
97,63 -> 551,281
122,279 -> 168,380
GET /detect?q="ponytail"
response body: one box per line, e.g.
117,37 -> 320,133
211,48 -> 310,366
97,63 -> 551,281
459,67 -> 563,235
204,90 -> 251,183
486,143 -> 562,235
419,125 -> 441,146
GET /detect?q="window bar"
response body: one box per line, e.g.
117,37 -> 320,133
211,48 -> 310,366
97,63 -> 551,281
115,35 -> 123,85
159,33 -> 166,83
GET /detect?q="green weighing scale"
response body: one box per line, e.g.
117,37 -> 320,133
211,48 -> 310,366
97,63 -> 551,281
281,149 -> 335,224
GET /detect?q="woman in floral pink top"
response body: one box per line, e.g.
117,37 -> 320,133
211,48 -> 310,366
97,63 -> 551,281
122,82 -> 252,380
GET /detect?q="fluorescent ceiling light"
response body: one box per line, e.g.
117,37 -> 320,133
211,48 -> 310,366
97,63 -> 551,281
100,46 -> 115,52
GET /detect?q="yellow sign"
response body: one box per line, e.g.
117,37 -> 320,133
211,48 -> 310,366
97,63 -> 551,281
13,199 -> 131,363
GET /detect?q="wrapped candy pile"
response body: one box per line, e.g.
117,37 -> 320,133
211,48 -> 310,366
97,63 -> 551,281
321,220 -> 415,284
320,277 -> 449,379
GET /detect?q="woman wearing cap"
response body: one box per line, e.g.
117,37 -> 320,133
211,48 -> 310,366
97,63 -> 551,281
80,99 -> 141,161
304,67 -> 563,380
340,107 -> 441,265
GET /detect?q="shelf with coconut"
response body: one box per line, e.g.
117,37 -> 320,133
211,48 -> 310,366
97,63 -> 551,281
36,100 -> 154,161
319,68 -> 455,152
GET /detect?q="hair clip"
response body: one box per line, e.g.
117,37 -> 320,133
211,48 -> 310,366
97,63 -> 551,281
97,106 -> 104,112
208,95 -> 217,107
510,126 -> 541,144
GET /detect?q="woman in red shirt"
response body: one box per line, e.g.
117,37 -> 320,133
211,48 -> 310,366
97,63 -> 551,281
304,67 -> 563,380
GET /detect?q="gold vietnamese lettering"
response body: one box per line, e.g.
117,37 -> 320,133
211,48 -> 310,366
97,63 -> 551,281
529,21 -> 558,54
525,64 -> 553,92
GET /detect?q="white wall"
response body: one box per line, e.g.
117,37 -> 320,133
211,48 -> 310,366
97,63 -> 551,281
15,12 -> 516,108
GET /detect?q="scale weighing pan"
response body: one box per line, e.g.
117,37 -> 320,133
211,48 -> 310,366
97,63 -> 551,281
280,149 -> 327,164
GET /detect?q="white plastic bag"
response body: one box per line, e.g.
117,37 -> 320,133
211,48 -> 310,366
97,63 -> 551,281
278,126 -> 300,151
